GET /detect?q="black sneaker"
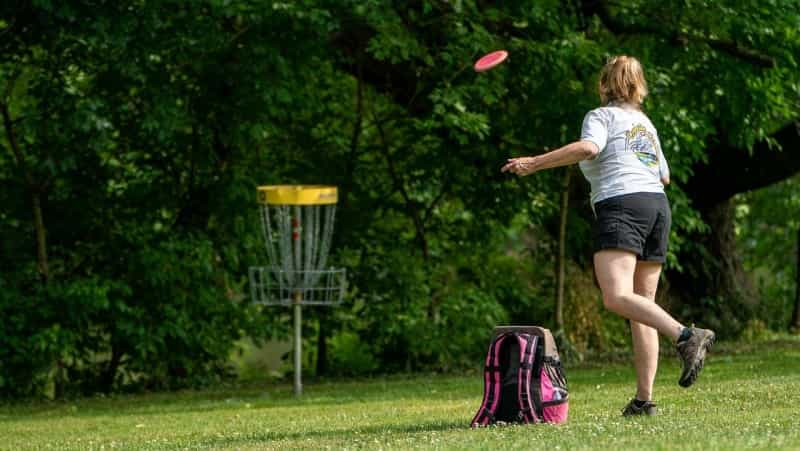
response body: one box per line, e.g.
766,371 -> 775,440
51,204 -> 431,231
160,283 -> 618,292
621,398 -> 657,416
676,326 -> 716,387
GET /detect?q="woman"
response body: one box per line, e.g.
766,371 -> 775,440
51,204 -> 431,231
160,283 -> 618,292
501,55 -> 715,416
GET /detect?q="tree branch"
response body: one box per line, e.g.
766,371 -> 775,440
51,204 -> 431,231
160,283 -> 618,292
0,102 -> 34,187
375,117 -> 430,260
792,224 -> 800,332
687,121 -> 800,208
1,100 -> 50,283
423,180 -> 449,224
340,55 -> 364,213
588,0 -> 776,69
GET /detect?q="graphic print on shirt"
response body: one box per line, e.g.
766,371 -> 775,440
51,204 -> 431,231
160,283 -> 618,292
625,124 -> 659,169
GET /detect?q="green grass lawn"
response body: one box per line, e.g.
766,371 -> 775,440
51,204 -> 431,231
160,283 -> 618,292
2,338 -> 799,450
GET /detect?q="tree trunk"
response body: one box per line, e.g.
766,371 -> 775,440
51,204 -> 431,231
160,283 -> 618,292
102,343 -> 123,392
316,312 -> 329,375
704,200 -> 755,304
2,102 -> 50,284
339,57 -> 363,214
791,225 -> 800,332
375,121 -> 430,260
555,168 -> 571,331
318,60 -> 364,377
31,191 -> 50,284
666,197 -> 756,335
669,122 -> 800,334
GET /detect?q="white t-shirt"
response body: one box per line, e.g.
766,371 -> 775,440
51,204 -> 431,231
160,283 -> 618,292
578,104 -> 670,205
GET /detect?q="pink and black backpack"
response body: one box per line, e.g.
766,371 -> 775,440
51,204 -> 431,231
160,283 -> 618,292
471,326 -> 569,427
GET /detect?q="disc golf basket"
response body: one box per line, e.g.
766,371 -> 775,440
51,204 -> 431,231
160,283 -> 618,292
249,185 -> 346,396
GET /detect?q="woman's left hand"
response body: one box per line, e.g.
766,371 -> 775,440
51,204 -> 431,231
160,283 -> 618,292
501,157 -> 538,176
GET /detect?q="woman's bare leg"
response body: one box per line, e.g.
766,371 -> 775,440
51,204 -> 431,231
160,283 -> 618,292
594,249 -> 684,340
631,260 -> 662,401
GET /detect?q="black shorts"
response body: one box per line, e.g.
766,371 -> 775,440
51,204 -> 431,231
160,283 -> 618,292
592,192 -> 671,263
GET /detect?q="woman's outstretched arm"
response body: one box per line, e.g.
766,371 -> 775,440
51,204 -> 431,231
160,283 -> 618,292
501,140 -> 599,176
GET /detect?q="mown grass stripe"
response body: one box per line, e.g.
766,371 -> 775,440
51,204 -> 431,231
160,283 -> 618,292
1,339 -> 798,450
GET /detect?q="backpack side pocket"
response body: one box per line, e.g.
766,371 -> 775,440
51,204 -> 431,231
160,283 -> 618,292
540,357 -> 569,423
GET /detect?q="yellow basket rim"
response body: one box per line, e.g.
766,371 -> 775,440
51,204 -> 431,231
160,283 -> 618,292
257,185 -> 338,205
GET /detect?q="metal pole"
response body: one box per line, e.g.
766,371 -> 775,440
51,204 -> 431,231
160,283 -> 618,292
293,291 -> 302,397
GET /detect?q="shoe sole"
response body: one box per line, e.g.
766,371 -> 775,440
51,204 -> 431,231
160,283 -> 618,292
679,332 -> 715,388
621,399 -> 658,417
622,408 -> 658,417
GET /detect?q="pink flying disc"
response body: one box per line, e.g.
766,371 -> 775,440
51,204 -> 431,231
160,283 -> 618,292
474,50 -> 508,72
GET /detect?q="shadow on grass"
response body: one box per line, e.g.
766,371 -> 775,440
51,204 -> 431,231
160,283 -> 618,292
4,338 -> 797,423
0,388 -> 479,423
188,418 -> 468,447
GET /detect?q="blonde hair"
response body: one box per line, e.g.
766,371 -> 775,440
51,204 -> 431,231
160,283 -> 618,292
598,55 -> 648,106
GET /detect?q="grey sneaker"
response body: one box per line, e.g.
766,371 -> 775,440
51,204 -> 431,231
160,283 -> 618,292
676,326 -> 716,387
622,398 -> 657,416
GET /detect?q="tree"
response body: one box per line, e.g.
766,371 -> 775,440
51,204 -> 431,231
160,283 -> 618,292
326,0 -> 800,334
3,0 -> 799,396
735,174 -> 800,331
0,0 -> 337,396
794,225 -> 800,332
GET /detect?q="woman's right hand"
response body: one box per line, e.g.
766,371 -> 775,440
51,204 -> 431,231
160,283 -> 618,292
501,156 -> 539,176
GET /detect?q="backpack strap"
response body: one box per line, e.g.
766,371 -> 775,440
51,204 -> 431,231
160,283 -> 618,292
529,336 -> 545,420
515,333 -> 540,423
470,333 -> 510,427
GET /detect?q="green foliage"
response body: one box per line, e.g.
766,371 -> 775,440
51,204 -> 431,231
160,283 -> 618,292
328,331 -> 380,375
0,0 -> 312,397
0,237 -> 259,397
337,245 -> 510,372
2,0 -> 800,397
0,274 -> 123,397
735,174 -> 800,329
111,237 -> 255,390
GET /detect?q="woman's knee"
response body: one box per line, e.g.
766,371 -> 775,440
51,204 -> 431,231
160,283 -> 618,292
602,292 -> 625,312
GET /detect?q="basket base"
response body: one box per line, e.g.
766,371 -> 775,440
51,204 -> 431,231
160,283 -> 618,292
249,266 -> 346,306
